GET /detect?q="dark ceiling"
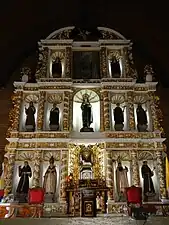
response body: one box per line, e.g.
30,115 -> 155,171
1,1 -> 169,87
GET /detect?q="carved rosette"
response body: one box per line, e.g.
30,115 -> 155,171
127,92 -> 135,130
37,92 -> 46,130
131,151 -> 140,186
156,151 -> 166,199
65,47 -> 72,78
63,91 -> 69,131
32,151 -> 42,188
100,47 -> 107,78
106,151 -> 113,200
7,91 -> 22,134
4,150 -> 16,193
60,151 -> 68,201
103,91 -> 110,130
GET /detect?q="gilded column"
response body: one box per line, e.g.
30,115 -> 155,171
103,91 -> 110,131
4,149 -> 16,194
32,150 -> 42,188
131,150 -> 140,186
69,91 -> 73,131
8,91 -> 22,133
60,150 -> 68,201
100,92 -> 104,132
63,91 -> 69,131
65,47 -> 72,78
106,151 -> 114,200
149,93 -> 159,131
156,151 -> 166,199
37,91 -> 46,131
100,47 -> 108,78
127,92 -> 135,130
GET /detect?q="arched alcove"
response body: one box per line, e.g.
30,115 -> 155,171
73,89 -> 100,132
52,57 -> 62,78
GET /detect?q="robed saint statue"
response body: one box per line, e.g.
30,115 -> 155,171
116,162 -> 129,201
136,104 -> 148,132
43,156 -> 57,195
141,161 -> 155,201
49,103 -> 60,131
16,161 -> 32,194
80,94 -> 93,132
113,103 -> 125,131
25,101 -> 36,131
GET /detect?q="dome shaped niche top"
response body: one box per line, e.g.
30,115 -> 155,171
111,94 -> 125,104
47,94 -> 63,104
24,94 -> 39,103
73,89 -> 99,103
45,26 -> 127,41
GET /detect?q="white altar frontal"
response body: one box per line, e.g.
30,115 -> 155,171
1,26 -> 168,216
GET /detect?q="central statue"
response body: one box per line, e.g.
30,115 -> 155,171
80,94 -> 94,132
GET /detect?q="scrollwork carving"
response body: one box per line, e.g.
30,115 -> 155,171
35,47 -> 48,79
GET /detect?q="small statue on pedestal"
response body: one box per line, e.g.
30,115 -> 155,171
16,161 -> 32,202
80,94 -> 93,132
136,104 -> 148,132
113,103 -> 125,131
141,161 -> 155,201
43,156 -> 57,202
25,101 -> 36,132
49,103 -> 60,131
116,162 -> 129,201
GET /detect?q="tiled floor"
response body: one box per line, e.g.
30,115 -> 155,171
1,216 -> 169,225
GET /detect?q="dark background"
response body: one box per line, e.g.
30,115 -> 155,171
1,1 -> 169,87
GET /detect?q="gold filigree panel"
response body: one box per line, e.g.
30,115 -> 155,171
106,142 -> 137,149
17,132 -> 69,139
17,142 -> 67,149
105,132 -> 161,139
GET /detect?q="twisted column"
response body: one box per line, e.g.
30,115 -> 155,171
106,151 -> 114,200
100,47 -> 107,78
127,92 -> 135,130
65,47 -> 72,78
32,151 -> 42,188
156,151 -> 166,199
37,91 -> 46,131
100,92 -> 104,132
63,91 -> 69,131
8,91 -> 22,133
103,91 -> 110,131
69,91 -> 73,131
149,97 -> 159,131
60,150 -> 68,201
4,149 -> 16,194
131,151 -> 140,186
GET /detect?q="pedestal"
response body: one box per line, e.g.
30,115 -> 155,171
80,127 -> 94,132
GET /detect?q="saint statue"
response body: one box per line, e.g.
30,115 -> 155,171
116,162 -> 129,201
80,94 -> 93,132
113,103 -> 124,131
25,101 -> 36,131
0,157 -> 8,190
43,156 -> 57,197
16,161 -> 32,194
141,161 -> 155,201
49,103 -> 60,131
136,104 -> 148,132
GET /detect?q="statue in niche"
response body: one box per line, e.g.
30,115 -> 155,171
25,101 -> 36,132
80,94 -> 93,132
141,161 -> 155,201
43,156 -> 57,201
136,103 -> 148,132
110,57 -> 121,78
113,103 -> 125,131
52,57 -> 62,78
116,162 -> 129,201
49,103 -> 60,131
0,157 -> 8,190
16,161 -> 32,195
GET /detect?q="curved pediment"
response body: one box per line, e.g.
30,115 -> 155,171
46,26 -> 127,41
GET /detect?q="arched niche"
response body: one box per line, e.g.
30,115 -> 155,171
138,151 -> 160,201
73,89 -> 100,132
133,95 -> 152,132
19,94 -> 39,132
43,94 -> 64,131
108,51 -> 122,78
111,94 -> 128,131
50,51 -> 65,78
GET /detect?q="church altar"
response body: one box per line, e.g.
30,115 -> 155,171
0,26 -> 168,218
